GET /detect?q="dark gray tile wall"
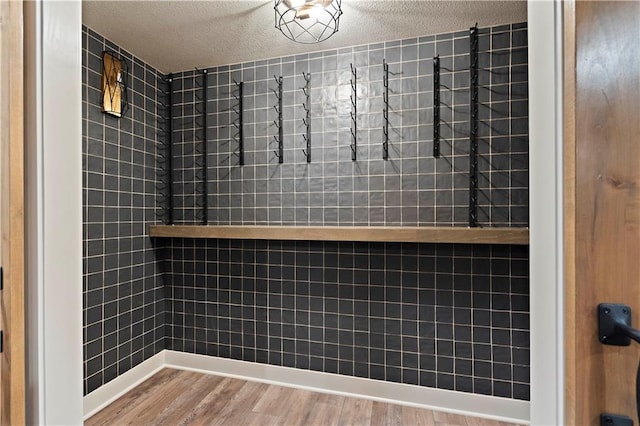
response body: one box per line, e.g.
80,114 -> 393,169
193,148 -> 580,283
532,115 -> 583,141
169,23 -> 528,227
161,238 -> 530,400
83,21 -> 530,402
83,26 -> 166,395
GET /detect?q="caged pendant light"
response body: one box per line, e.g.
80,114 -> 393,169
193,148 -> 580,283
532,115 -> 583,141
274,0 -> 342,44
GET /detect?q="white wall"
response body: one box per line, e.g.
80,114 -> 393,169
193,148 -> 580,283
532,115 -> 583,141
24,0 -> 84,423
528,1 -> 564,424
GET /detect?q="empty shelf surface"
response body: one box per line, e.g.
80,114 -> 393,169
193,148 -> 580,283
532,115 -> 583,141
149,225 -> 529,245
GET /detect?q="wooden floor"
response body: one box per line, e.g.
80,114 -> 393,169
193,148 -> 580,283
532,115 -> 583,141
86,369 -> 518,426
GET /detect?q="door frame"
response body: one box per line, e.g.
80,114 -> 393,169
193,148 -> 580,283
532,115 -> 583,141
24,0 -> 84,423
528,1 -> 565,424
23,1 -> 563,424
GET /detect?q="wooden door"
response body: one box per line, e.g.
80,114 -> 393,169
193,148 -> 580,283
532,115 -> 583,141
565,1 -> 640,424
0,0 -> 26,424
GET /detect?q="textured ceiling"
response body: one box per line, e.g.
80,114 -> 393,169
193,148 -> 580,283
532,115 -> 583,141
82,0 -> 527,73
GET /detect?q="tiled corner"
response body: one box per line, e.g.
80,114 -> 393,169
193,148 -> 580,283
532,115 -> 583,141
82,26 -> 166,395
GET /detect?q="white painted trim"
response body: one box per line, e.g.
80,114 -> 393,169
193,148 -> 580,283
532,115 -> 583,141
24,1 -> 84,424
527,1 -> 564,425
84,350 -> 530,423
164,350 -> 530,424
83,351 -> 166,420
42,0 -> 85,421
23,1 -> 44,422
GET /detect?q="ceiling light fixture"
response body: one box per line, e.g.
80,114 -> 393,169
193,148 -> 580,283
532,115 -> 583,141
274,0 -> 342,44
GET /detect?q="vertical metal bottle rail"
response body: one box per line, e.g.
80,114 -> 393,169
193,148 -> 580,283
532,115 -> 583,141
350,63 -> 357,161
167,74 -> 174,224
201,70 -> 209,224
433,55 -> 441,158
193,70 -> 206,224
468,25 -> 479,227
302,72 -> 311,163
233,80 -> 244,166
382,59 -> 389,160
272,75 -> 284,163
157,74 -> 173,225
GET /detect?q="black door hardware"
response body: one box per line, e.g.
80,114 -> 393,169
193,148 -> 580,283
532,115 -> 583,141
598,303 -> 640,425
602,413 -> 634,426
599,303 -> 640,346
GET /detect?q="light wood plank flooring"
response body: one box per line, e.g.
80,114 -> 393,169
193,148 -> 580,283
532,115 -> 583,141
86,368 -> 519,426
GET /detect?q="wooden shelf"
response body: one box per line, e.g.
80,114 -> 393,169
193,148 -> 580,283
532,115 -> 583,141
149,225 -> 529,245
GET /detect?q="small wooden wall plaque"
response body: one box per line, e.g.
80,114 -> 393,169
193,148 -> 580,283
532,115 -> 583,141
102,51 -> 128,117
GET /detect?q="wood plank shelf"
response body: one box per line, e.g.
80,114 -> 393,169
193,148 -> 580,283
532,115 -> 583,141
149,225 -> 529,245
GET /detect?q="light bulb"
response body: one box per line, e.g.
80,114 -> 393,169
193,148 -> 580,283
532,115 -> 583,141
292,0 -> 332,20
284,0 -> 307,8
307,5 -> 325,20
295,5 -> 313,19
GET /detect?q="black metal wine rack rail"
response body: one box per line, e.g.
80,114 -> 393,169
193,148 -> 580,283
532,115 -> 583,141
350,63 -> 357,161
195,69 -> 209,224
433,55 -> 441,159
157,73 -> 173,225
433,56 -> 440,158
272,75 -> 284,163
382,59 -> 389,160
302,72 -> 311,163
431,24 -> 489,226
232,80 -> 244,166
469,24 -> 479,227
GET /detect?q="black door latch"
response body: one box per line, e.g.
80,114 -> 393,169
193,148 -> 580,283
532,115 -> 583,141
598,303 -> 640,426
602,413 -> 634,426
599,303 -> 640,346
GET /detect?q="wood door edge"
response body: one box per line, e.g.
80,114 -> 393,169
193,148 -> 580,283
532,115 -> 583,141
4,0 -> 27,423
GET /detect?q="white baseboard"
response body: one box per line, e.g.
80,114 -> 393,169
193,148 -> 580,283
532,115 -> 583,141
83,351 -> 165,420
84,349 -> 530,424
164,350 -> 530,424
